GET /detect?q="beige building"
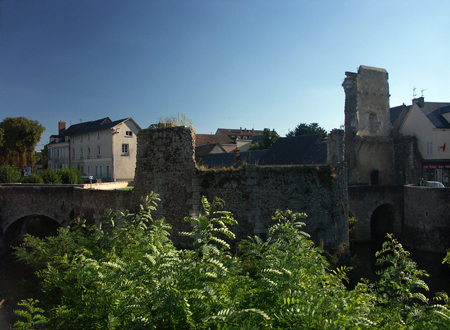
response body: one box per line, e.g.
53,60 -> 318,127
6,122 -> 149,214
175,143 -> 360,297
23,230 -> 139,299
47,117 -> 141,181
393,97 -> 450,185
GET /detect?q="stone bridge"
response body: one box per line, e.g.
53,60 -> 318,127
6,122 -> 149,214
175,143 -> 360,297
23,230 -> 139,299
0,184 -> 131,255
348,184 -> 450,253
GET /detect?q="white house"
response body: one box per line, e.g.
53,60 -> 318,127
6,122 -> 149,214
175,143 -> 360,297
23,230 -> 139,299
393,97 -> 450,185
47,117 -> 141,181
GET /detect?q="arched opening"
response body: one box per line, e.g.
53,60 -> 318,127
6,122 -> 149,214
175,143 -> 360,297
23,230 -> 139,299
371,170 -> 379,185
370,204 -> 396,249
3,215 -> 62,252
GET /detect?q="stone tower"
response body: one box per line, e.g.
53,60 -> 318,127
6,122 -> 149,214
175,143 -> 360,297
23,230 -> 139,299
342,66 -> 393,185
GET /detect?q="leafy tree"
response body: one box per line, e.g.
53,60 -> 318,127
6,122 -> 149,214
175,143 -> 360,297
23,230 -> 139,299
58,168 -> 83,184
0,165 -> 21,183
40,169 -> 62,184
41,145 -> 49,169
0,117 -> 45,169
286,122 -> 327,138
249,128 -> 279,150
22,173 -> 44,184
12,195 -> 450,329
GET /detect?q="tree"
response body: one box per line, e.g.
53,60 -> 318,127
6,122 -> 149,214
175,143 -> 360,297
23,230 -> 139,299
0,117 -> 45,169
286,123 -> 327,138
249,128 -> 279,150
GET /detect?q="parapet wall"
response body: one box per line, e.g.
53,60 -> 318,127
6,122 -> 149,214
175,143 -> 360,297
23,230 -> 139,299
133,126 -> 349,254
403,185 -> 450,253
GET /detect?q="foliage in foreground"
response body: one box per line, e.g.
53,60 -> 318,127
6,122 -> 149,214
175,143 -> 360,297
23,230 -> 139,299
13,194 -> 450,329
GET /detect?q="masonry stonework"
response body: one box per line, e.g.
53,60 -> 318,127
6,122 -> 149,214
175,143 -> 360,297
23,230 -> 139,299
132,126 -> 349,254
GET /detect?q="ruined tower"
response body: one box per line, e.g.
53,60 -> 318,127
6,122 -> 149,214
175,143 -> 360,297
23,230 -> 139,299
343,65 -> 393,185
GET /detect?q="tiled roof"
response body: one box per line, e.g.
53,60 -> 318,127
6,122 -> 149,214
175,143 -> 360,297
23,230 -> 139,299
74,118 -> 131,135
199,150 -> 267,167
259,134 -> 327,165
195,134 -> 233,145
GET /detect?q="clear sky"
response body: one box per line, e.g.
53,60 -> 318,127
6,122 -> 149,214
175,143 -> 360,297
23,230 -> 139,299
1,0 -> 449,150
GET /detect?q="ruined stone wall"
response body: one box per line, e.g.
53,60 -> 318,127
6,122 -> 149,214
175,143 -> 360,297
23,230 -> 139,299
133,126 -> 349,254
403,185 -> 450,253
343,65 -> 394,184
393,136 -> 423,185
198,165 -> 349,253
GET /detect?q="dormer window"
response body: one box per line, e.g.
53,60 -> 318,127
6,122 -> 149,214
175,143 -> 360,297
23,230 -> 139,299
126,131 -> 133,137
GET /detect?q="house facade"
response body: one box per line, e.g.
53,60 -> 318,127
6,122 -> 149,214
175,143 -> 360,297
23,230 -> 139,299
394,97 -> 450,185
47,118 -> 141,181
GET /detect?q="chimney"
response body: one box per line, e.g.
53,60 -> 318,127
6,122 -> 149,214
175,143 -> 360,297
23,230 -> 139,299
59,121 -> 66,135
233,147 -> 240,164
412,97 -> 425,108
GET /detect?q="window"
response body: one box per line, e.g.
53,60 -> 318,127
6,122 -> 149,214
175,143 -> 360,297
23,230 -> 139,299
81,135 -> 83,142
95,166 -> 98,176
122,144 -> 129,155
97,145 -> 101,156
80,148 -> 84,158
427,141 -> 434,156
97,132 -> 100,139
87,133 -> 90,141
87,147 -> 91,158
72,148 -> 75,159
100,166 -> 103,177
48,148 -> 52,159
87,166 -> 90,175
106,166 -> 109,178
80,166 -> 84,174
126,131 -> 133,137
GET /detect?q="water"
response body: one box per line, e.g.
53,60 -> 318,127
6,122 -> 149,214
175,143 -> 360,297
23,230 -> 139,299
349,242 -> 450,298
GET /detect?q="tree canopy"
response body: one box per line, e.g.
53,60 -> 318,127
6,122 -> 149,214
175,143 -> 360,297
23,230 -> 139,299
286,123 -> 327,138
0,117 -> 45,169
249,128 -> 279,150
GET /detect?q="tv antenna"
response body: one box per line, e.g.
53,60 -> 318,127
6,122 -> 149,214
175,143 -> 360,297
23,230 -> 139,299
413,86 -> 417,99
421,89 -> 427,97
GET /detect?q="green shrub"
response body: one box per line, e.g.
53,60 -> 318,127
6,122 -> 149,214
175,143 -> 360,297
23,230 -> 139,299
13,194 -> 450,329
0,165 -> 21,183
58,168 -> 82,184
39,169 -> 62,184
22,173 -> 44,184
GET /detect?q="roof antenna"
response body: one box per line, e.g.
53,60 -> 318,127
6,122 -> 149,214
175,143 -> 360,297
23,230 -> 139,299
421,89 -> 427,97
413,86 -> 417,99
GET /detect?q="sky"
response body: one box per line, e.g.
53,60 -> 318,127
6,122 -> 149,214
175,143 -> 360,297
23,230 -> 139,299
1,0 -> 449,150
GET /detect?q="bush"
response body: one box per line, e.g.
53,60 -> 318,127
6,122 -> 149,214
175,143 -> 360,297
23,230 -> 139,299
39,169 -> 62,184
58,168 -> 82,184
0,165 -> 21,183
22,173 -> 44,184
13,195 -> 450,329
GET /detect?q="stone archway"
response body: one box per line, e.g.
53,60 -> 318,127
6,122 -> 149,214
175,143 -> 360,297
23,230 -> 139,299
370,203 -> 397,248
1,215 -> 62,255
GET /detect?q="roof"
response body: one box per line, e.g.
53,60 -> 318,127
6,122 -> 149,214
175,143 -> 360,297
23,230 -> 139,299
259,134 -> 327,165
215,128 -> 264,138
195,144 -> 225,158
390,104 -> 411,124
74,117 -> 136,136
420,103 -> 450,128
199,150 -> 267,167
195,134 -> 233,145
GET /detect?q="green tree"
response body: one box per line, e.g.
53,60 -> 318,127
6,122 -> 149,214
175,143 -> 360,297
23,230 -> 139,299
41,145 -> 49,169
0,117 -> 45,169
0,165 -> 21,183
249,128 -> 279,150
286,122 -> 327,138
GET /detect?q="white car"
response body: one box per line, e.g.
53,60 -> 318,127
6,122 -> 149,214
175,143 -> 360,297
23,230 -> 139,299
424,181 -> 445,188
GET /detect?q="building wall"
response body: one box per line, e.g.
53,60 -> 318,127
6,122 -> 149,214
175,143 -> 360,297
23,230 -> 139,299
133,126 -> 349,256
401,104 -> 450,161
112,120 -> 140,181
71,130 -> 113,179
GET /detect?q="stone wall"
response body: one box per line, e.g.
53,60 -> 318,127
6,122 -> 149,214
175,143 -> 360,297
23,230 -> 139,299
403,185 -> 450,253
133,126 -> 349,255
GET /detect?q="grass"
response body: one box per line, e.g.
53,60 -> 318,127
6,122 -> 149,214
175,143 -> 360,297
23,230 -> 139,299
116,187 -> 134,191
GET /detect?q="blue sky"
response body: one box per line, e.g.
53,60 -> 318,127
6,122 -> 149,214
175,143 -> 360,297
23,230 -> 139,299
1,0 -> 449,150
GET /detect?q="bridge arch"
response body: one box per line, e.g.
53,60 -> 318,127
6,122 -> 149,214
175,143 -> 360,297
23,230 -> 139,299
1,214 -> 62,255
